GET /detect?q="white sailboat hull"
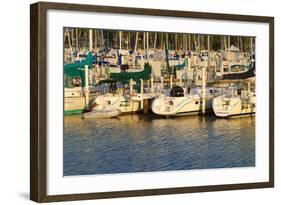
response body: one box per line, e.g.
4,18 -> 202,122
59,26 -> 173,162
212,95 -> 256,117
152,94 -> 213,116
95,94 -> 141,114
83,106 -> 121,119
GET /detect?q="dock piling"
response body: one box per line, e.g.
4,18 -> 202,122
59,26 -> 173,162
143,99 -> 148,114
129,78 -> 133,94
160,76 -> 164,90
85,65 -> 89,107
151,74 -> 154,93
202,62 -> 206,114
141,79 -> 144,109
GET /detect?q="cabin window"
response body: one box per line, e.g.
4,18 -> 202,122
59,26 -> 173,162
107,101 -> 111,105
195,101 -> 199,105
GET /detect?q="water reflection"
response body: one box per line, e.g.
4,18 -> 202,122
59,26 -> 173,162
64,114 -> 255,176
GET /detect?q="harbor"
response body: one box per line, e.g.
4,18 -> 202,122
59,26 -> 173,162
63,28 -> 256,175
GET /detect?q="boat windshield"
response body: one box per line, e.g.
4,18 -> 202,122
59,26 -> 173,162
94,81 -> 124,95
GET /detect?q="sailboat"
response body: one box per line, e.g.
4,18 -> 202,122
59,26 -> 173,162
212,88 -> 256,117
64,52 -> 93,114
222,62 -> 255,80
92,79 -> 142,114
93,93 -> 142,114
151,86 -> 222,116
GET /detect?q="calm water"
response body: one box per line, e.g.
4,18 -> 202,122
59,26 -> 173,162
64,114 -> 255,176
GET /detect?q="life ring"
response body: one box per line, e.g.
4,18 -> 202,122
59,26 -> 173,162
72,78 -> 81,86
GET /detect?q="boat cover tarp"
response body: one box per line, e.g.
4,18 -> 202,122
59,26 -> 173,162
110,63 -> 151,83
64,52 -> 93,87
110,63 -> 152,92
222,63 -> 255,80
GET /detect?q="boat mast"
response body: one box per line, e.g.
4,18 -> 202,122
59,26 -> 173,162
71,29 -> 74,48
75,29 -> 78,49
119,31 -> 122,50
146,32 -> 149,53
188,34 -> 191,51
250,37 -> 253,58
89,29 -> 93,52
127,32 -> 129,50
197,35 -> 200,51
228,36 -> 231,72
100,30 -> 104,50
153,33 -> 157,51
223,36 -> 227,50
146,32 -> 149,60
94,29 -> 97,49
175,33 -> 178,50
143,32 -> 146,52
228,36 -> 231,59
207,35 -> 210,81
164,34 -> 170,75
237,36 -> 240,51
134,32 -> 138,52
202,61 -> 207,114
166,33 -> 169,50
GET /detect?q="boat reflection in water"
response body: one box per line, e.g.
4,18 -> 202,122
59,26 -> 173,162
64,114 -> 255,176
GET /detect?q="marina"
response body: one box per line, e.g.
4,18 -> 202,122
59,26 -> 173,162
63,28 -> 256,175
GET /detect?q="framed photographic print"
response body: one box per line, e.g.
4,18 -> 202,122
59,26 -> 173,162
30,1 -> 274,202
